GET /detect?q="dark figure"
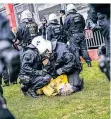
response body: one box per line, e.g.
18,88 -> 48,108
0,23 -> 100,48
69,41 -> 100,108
60,10 -> 66,26
86,8 -> 101,31
39,17 -> 47,39
2,65 -> 10,86
64,4 -> 92,67
0,13 -> 20,119
89,4 -> 110,81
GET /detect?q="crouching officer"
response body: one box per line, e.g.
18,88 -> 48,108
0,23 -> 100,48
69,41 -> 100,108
46,13 -> 67,43
19,36 -> 52,98
15,10 -> 38,50
33,36 -> 84,93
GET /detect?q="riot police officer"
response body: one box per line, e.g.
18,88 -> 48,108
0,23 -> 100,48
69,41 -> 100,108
19,36 -> 51,98
16,10 -> 38,49
46,13 -> 67,43
64,4 -> 92,67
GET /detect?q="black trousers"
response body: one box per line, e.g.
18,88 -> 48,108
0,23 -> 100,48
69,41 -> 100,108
69,33 -> 91,63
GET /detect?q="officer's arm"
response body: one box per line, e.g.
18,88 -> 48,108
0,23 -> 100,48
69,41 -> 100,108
63,17 -> 70,31
63,18 -> 70,38
22,53 -> 42,76
15,27 -> 23,43
81,15 -> 86,29
46,26 -> 52,40
60,52 -> 75,74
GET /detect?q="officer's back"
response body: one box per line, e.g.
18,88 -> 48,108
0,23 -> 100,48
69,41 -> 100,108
64,4 -> 85,34
16,10 -> 38,47
46,13 -> 63,42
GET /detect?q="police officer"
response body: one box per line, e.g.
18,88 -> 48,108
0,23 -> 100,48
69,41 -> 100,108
33,37 -> 84,93
19,36 -> 52,98
64,4 -> 92,67
39,17 -> 47,39
16,10 -> 38,49
46,13 -> 67,43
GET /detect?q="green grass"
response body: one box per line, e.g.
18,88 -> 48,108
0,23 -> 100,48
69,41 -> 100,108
3,61 -> 110,119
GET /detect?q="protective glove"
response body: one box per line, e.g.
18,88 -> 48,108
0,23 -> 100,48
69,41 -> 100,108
42,69 -> 48,76
36,70 -> 43,76
56,68 -> 63,75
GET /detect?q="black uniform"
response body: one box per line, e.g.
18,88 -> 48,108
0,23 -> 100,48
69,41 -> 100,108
43,41 -> 83,92
2,65 -> 10,86
39,24 -> 47,39
64,10 -> 91,65
16,20 -> 38,48
19,44 -> 51,97
46,21 -> 67,43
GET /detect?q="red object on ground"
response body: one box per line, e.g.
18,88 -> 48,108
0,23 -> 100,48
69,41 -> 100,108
81,49 -> 99,62
88,49 -> 99,61
4,4 -> 17,32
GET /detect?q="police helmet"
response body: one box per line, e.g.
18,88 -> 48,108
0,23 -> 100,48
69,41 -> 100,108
49,13 -> 57,21
21,10 -> 33,20
31,36 -> 52,55
66,4 -> 77,12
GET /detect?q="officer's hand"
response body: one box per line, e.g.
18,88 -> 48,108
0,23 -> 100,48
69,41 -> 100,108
56,68 -> 63,75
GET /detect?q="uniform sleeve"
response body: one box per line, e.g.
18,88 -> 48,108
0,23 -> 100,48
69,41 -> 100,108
61,52 -> 75,73
15,26 -> 23,43
22,53 -> 41,76
63,16 -> 70,39
46,26 -> 52,40
80,15 -> 86,29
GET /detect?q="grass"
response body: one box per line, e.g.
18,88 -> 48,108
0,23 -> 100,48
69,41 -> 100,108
3,61 -> 110,119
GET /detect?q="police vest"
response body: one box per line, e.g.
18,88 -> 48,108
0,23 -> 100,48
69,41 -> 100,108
70,13 -> 82,23
51,25 -> 62,41
26,22 -> 38,39
69,13 -> 83,34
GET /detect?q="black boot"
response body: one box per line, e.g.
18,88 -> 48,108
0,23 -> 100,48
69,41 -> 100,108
87,61 -> 92,67
12,81 -> 17,85
27,88 -> 39,98
2,82 -> 9,87
76,78 -> 84,91
20,84 -> 29,96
